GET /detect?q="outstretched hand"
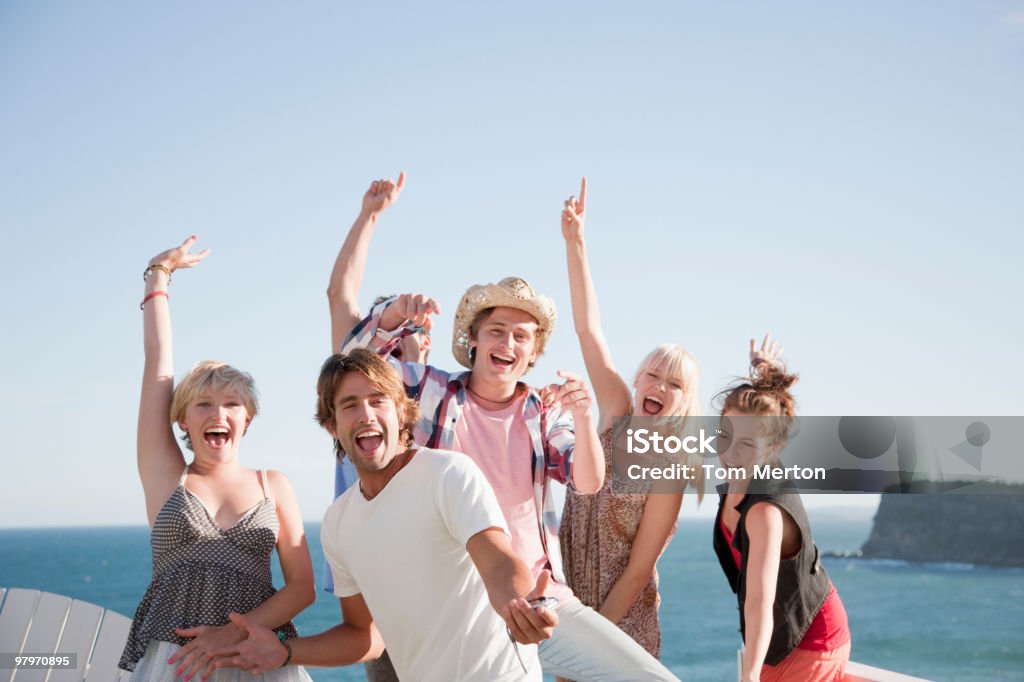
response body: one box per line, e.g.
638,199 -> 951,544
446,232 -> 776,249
212,612 -> 289,675
560,176 -> 587,242
149,235 -> 211,273
539,370 -> 594,419
362,172 -> 406,216
505,569 -> 559,644
749,333 -> 784,370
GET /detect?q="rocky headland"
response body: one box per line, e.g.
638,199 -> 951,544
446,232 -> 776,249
858,482 -> 1024,568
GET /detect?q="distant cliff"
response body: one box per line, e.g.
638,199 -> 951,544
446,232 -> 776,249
860,483 -> 1024,568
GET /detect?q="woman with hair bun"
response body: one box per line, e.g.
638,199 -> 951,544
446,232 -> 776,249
120,237 -> 315,681
714,335 -> 850,682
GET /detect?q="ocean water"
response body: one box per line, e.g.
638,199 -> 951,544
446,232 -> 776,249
2,518 -> 1022,682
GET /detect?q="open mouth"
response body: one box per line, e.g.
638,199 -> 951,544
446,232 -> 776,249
390,348 -> 404,360
354,428 -> 384,454
641,397 -> 664,416
203,427 -> 229,448
490,352 -> 515,368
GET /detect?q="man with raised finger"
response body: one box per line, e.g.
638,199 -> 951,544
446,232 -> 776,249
323,172 -> 430,682
341,276 -> 681,681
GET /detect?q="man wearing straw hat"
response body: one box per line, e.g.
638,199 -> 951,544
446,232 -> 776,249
340,276 -> 681,681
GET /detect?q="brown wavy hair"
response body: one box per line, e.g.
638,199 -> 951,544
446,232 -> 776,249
716,363 -> 799,456
315,349 -> 419,460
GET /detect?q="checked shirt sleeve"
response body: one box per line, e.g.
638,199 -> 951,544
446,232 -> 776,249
339,297 -> 419,356
543,405 -> 578,491
339,297 -> 432,401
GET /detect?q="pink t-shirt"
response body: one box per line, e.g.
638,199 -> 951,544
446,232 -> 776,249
453,394 -> 575,604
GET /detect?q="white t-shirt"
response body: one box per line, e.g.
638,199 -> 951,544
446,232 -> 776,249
321,447 -> 541,682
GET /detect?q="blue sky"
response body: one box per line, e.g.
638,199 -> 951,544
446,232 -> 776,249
1,1 -> 1022,527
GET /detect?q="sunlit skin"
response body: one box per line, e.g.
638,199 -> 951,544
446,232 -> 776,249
631,363 -> 687,417
138,237 -> 315,681
467,307 -> 539,402
717,409 -> 766,482
178,388 -> 252,461
720,406 -> 807,682
326,372 -> 411,498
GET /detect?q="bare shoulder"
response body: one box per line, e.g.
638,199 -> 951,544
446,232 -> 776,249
746,499 -> 802,552
745,500 -> 785,532
264,469 -> 296,497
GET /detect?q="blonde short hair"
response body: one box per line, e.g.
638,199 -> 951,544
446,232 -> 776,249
170,361 -> 259,450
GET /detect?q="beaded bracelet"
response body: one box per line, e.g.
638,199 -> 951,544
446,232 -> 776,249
276,631 -> 293,668
139,290 -> 169,310
143,263 -> 172,283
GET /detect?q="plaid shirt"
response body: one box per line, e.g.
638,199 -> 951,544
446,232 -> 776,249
341,299 -> 577,583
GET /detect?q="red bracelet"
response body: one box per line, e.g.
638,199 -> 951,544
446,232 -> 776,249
140,290 -> 169,310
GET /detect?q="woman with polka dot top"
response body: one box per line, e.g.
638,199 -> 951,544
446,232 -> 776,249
120,237 -> 315,681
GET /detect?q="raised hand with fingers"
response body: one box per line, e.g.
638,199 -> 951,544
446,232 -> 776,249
212,612 -> 289,675
148,235 -> 211,275
749,333 -> 785,370
540,370 -> 594,419
362,172 -> 406,217
380,292 -> 442,332
505,570 -> 559,645
167,622 -> 245,681
561,176 -> 587,242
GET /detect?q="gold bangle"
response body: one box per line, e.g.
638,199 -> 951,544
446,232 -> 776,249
143,264 -> 172,283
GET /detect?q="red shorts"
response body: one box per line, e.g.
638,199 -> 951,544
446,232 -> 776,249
759,641 -> 851,682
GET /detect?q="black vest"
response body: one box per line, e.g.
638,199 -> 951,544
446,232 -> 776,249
712,481 -> 831,666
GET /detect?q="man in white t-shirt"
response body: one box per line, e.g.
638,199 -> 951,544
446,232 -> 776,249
217,349 -> 556,682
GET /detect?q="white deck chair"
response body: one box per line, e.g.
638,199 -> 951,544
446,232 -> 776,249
0,588 -> 132,682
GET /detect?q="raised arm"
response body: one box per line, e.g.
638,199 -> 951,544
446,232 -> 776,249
137,236 -> 210,526
327,172 -> 406,351
561,177 -> 631,429
749,333 -> 784,372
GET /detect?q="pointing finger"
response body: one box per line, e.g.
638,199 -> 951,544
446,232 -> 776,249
579,176 -> 587,211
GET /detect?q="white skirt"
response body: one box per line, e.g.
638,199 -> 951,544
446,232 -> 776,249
130,639 -> 313,682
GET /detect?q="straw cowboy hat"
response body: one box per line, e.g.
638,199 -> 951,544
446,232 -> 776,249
451,276 -> 557,369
